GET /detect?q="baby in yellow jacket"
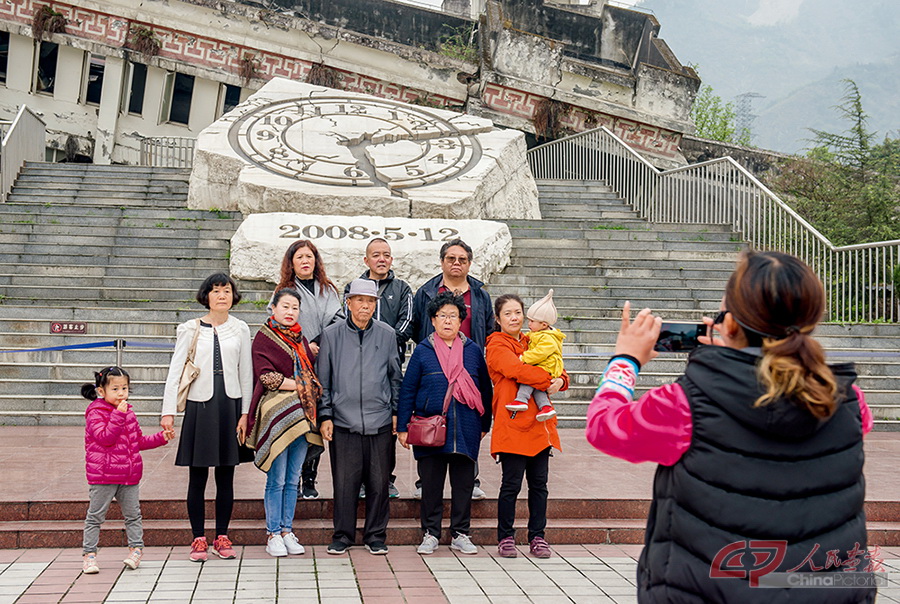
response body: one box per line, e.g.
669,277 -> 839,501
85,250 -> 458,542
507,289 -> 566,422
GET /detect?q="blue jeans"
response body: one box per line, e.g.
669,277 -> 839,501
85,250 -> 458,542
264,437 -> 308,534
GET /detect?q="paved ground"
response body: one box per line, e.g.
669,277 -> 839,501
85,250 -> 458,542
1,543 -> 649,604
3,427 -> 900,502
3,427 -> 900,602
4,544 -> 900,604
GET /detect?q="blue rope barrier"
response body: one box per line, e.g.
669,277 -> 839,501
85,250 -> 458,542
123,341 -> 175,349
0,340 -> 118,354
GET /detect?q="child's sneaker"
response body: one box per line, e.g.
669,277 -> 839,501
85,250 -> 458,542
536,405 -> 557,422
211,535 -> 236,559
189,536 -> 208,562
497,536 -> 517,558
123,547 -> 142,570
82,553 -> 100,574
529,536 -> 552,558
505,401 -> 529,412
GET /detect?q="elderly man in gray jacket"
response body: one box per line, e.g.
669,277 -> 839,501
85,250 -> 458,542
317,279 -> 402,556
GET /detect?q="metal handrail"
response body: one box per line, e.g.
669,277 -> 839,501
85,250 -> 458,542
1,106 -> 46,203
139,136 -> 195,168
526,126 -> 900,322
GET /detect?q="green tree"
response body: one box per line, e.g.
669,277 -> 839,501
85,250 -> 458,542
690,80 -> 752,145
769,80 -> 900,246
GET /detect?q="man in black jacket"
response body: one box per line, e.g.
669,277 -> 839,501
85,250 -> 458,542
411,238 -> 494,349
345,237 -> 414,498
411,238 -> 494,500
343,238 -> 414,361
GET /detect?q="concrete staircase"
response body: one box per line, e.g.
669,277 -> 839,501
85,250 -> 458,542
0,162 -> 270,424
3,165 -> 900,548
495,180 -> 900,427
2,168 -> 900,427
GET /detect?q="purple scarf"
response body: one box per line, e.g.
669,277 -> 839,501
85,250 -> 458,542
431,334 -> 484,415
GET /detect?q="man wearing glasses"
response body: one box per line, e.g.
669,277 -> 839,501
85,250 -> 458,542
411,238 -> 495,499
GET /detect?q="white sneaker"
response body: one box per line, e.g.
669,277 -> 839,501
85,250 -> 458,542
266,534 -> 288,557
450,533 -> 478,555
282,532 -> 305,555
414,486 -> 422,499
417,533 -> 439,555
472,485 -> 486,500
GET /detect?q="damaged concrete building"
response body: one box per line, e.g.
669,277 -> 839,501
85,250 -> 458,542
0,0 -> 699,167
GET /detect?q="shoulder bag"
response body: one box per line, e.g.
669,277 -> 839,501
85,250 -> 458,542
176,319 -> 201,413
406,383 -> 454,447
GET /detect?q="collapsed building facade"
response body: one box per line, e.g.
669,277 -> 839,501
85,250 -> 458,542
0,0 -> 699,167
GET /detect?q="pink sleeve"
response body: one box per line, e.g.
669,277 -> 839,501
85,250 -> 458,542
585,359 -> 692,466
139,429 -> 169,451
853,385 -> 873,435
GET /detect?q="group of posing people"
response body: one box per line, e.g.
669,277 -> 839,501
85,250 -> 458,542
79,238 -> 877,603
80,237 -> 569,571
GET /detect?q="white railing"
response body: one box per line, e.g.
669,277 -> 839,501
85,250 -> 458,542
1,106 -> 46,203
139,136 -> 195,168
527,127 -> 900,323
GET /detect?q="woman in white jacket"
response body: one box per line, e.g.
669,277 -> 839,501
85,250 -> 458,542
161,273 -> 253,563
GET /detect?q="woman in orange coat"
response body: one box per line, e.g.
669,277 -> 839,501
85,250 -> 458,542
486,294 -> 568,559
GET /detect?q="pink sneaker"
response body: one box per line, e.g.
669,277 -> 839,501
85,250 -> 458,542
529,536 -> 552,558
189,536 -> 208,562
498,536 -> 517,558
211,535 -> 236,559
123,547 -> 142,570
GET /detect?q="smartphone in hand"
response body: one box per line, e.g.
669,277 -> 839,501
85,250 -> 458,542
654,322 -> 707,353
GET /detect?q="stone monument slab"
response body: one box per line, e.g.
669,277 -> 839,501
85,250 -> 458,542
188,78 -> 539,220
231,213 -> 512,289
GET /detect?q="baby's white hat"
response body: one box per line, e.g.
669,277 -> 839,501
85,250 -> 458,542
527,289 -> 557,325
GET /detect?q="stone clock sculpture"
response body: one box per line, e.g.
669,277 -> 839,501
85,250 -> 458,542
188,78 -> 540,220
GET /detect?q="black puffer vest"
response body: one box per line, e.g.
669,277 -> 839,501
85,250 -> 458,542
638,346 -> 875,604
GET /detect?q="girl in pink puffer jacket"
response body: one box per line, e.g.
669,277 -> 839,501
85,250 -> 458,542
81,367 -> 173,575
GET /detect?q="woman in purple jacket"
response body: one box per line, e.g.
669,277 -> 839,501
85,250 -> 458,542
81,366 -> 172,575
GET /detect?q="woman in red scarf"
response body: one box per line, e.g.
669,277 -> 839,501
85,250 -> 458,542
397,291 -> 493,556
246,289 -> 322,558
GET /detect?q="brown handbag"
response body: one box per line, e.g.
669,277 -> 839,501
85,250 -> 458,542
406,384 -> 454,447
175,319 -> 201,413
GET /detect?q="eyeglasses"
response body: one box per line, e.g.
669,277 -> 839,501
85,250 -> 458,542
436,313 -> 460,321
713,310 -> 729,325
443,256 -> 469,265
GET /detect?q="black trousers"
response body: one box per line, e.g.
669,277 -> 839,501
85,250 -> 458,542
329,428 -> 392,545
497,447 -> 551,542
419,453 -> 476,539
416,459 -> 480,489
187,465 -> 235,539
301,444 -> 323,485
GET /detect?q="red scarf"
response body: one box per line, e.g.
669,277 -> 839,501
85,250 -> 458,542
266,317 -> 319,422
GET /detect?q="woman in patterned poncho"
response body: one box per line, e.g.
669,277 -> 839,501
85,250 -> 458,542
246,288 -> 323,557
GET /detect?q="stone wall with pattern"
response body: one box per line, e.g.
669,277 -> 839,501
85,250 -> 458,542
0,0 -> 696,166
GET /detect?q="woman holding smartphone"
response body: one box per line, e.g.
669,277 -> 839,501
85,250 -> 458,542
586,251 -> 874,604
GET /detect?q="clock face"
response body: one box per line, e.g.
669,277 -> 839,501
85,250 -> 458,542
227,97 -> 487,189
